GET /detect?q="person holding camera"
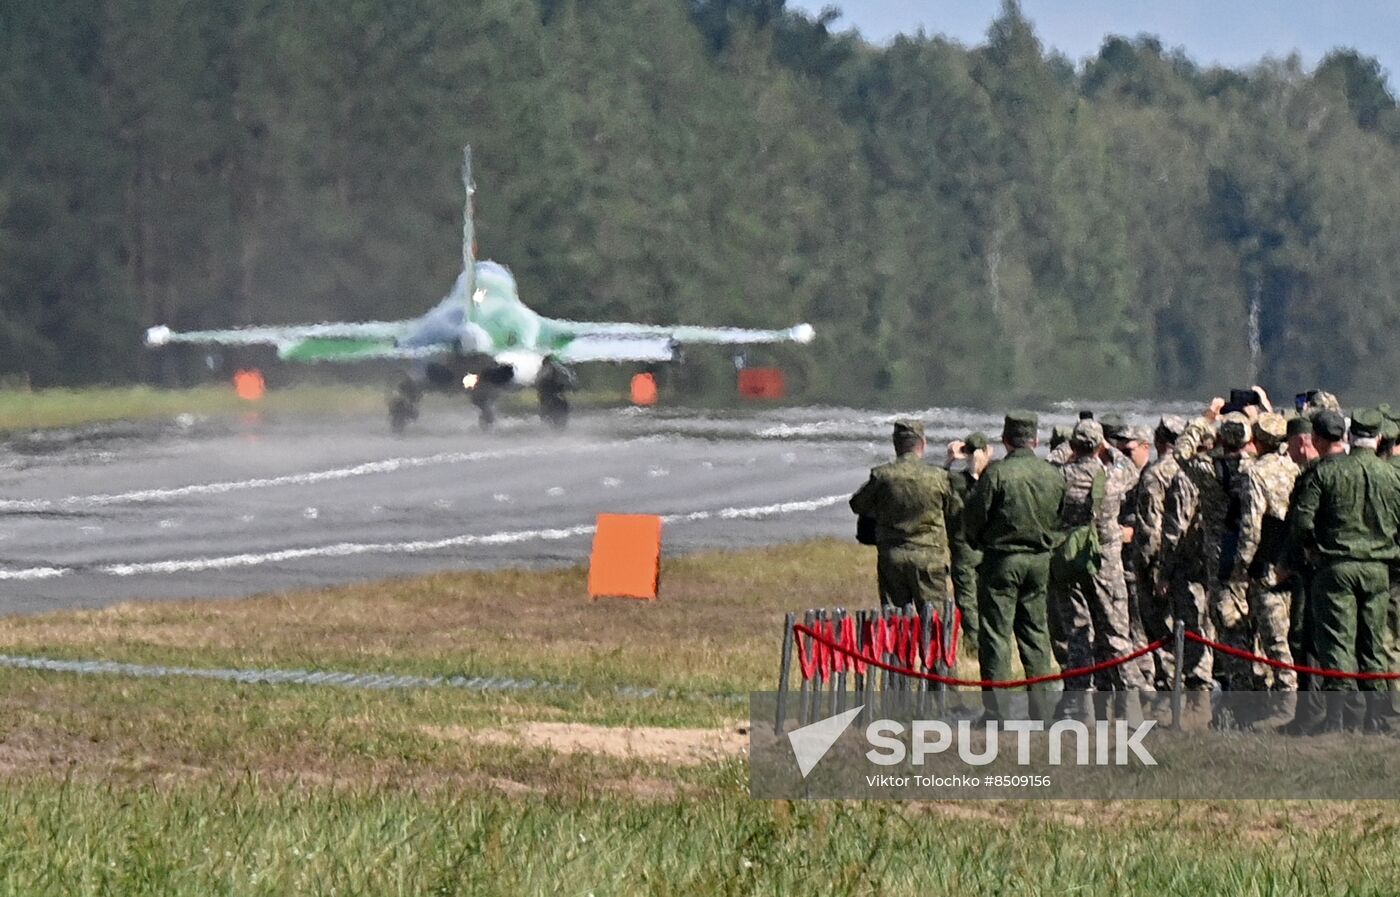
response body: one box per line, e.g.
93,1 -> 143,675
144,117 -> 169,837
946,432 -> 993,652
849,419 -> 961,620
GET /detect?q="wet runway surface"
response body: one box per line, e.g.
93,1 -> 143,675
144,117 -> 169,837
0,402 -> 1186,615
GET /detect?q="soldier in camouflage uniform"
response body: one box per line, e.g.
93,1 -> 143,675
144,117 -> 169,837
964,412 -> 1065,719
850,420 -> 961,620
946,431 -> 991,652
1049,420 -> 1148,700
1287,409 -> 1400,730
1238,413 -> 1300,692
1173,410 -> 1257,690
1133,416 -> 1186,687
1117,425 -> 1158,687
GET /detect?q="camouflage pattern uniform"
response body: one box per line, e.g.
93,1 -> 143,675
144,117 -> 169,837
850,427 -> 961,620
1238,427 -> 1300,691
1172,415 -> 1255,690
1050,425 -> 1147,691
1133,442 -> 1181,686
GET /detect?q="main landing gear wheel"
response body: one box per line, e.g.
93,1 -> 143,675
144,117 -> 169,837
537,355 -> 576,431
388,379 -> 422,434
471,386 -> 499,431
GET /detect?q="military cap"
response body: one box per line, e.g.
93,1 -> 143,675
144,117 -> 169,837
1286,416 -> 1312,438
1253,412 -> 1287,447
892,419 -> 925,441
1003,411 -> 1038,441
1099,413 -> 1127,441
1383,418 -> 1400,442
1351,408 -> 1384,439
1379,402 -> 1393,417
1155,415 -> 1187,442
1313,409 -> 1346,442
1305,391 -> 1342,416
964,431 -> 989,452
1070,419 -> 1104,450
1217,412 -> 1250,451
1121,425 -> 1153,445
1049,425 -> 1073,450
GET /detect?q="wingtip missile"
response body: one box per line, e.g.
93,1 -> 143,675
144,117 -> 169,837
145,325 -> 172,348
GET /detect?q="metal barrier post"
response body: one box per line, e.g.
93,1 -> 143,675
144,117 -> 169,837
828,610 -> 840,713
1172,619 -> 1185,731
775,612 -> 796,735
798,609 -> 815,726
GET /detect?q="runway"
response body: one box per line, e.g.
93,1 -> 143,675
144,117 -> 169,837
0,405 -> 938,614
0,401 -> 1189,615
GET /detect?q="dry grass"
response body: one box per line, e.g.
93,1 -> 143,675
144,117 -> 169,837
0,540 -> 878,691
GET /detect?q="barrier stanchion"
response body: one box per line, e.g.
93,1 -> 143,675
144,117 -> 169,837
1172,619 -> 1185,731
775,611 -> 796,735
833,608 -> 847,715
861,610 -> 875,718
798,609 -> 814,726
941,595 -> 957,716
919,608 -> 934,714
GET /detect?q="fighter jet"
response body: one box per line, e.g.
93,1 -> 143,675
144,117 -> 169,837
145,147 -> 814,431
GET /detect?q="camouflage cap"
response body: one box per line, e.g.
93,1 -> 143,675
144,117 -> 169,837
893,419 -> 925,441
1351,408 -> 1384,440
1305,390 -> 1342,416
1383,418 -> 1400,442
1253,412 -> 1287,447
1286,415 -> 1313,438
1313,409 -> 1346,442
964,431 -> 989,452
1121,425 -> 1154,445
1217,412 -> 1250,451
1099,413 -> 1127,441
1070,419 -> 1104,450
1003,411 -> 1039,441
1155,415 -> 1187,442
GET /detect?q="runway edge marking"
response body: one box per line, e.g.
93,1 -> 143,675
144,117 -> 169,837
0,437 -> 658,512
0,494 -> 848,580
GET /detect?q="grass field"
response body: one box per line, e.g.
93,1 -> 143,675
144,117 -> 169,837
1,541 -> 1399,895
0,383 -> 621,433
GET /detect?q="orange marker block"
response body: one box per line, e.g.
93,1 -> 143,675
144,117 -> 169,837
737,367 -> 785,400
588,513 -> 662,600
630,372 -> 658,406
233,369 -> 266,401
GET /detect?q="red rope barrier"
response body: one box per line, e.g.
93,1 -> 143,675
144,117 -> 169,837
793,622 -> 1167,689
1182,630 -> 1400,681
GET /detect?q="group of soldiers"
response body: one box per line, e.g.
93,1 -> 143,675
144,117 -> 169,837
849,388 -> 1400,731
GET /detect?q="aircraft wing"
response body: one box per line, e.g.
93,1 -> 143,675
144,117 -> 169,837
554,336 -> 679,364
143,322 -> 449,362
552,320 -> 814,348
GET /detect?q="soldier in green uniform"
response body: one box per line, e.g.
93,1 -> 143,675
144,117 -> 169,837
1287,409 -> 1400,731
946,432 -> 991,652
963,412 -> 1066,718
849,419 -> 961,620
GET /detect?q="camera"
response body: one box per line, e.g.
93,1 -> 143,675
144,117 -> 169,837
1222,388 -> 1261,415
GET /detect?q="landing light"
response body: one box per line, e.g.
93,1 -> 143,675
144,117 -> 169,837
463,374 -> 479,390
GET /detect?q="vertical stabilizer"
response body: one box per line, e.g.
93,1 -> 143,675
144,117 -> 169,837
462,146 -> 477,301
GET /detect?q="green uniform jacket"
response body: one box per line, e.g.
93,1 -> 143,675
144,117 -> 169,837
963,448 -> 1066,554
1287,450 -> 1400,564
849,454 -> 960,566
949,467 -> 983,570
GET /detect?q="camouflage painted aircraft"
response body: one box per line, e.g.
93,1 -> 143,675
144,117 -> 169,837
145,147 -> 814,430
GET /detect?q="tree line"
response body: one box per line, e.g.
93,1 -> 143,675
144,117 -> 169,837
4,0 -> 1400,405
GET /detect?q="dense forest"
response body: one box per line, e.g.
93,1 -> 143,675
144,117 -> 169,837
4,0 -> 1400,404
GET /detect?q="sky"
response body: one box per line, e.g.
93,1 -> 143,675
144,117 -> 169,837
787,1 -> 1400,88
